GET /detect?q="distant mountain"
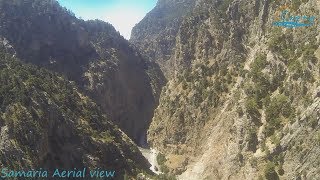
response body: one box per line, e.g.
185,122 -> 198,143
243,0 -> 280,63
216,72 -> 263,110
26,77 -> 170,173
0,44 -> 151,179
0,0 -> 165,146
131,0 -> 195,78
132,0 -> 320,179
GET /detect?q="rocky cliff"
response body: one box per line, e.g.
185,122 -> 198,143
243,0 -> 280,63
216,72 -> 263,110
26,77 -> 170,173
132,0 -> 320,179
0,44 -> 151,179
131,0 -> 196,78
0,0 -> 165,145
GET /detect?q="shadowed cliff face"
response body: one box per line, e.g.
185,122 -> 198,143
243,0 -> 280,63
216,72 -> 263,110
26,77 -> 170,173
0,0 -> 165,145
132,0 -> 320,179
0,45 -> 151,179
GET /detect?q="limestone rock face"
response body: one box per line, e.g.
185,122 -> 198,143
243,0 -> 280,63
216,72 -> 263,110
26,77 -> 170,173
133,0 -> 320,179
0,0 -> 165,145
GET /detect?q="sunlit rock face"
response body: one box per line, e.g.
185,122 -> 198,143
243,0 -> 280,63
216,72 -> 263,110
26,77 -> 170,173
132,0 -> 320,179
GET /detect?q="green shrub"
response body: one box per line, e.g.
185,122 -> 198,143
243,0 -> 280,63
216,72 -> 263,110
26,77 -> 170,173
245,98 -> 261,125
250,157 -> 258,168
263,95 -> 271,107
181,80 -> 187,90
237,107 -> 244,117
302,46 -> 318,65
250,53 -> 267,79
217,0 -> 233,18
316,132 -> 320,145
237,153 -> 244,165
254,76 -> 270,106
308,113 -> 318,129
160,165 -> 169,173
272,152 -> 284,166
278,164 -> 285,176
268,29 -> 295,60
156,173 -> 176,180
270,65 -> 286,92
253,54 -> 267,69
265,117 -> 281,137
288,59 -> 303,79
265,94 -> 292,136
248,128 -> 258,152
302,69 -> 315,83
264,161 -> 279,180
261,140 -> 267,152
157,153 -> 167,166
292,1 -> 300,11
270,134 -> 280,147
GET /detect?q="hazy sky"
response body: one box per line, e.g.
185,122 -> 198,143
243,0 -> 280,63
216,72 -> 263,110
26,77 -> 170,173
57,0 -> 157,39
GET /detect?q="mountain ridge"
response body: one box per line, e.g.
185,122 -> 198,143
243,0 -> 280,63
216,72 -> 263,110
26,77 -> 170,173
0,43 -> 151,179
0,0 -> 166,146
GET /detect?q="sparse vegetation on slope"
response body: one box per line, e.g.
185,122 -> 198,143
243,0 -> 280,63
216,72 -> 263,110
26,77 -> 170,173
134,0 -> 320,179
0,48 -> 151,179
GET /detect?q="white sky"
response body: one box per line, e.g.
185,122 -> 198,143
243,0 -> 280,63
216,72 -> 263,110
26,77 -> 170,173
104,6 -> 147,39
58,0 -> 157,39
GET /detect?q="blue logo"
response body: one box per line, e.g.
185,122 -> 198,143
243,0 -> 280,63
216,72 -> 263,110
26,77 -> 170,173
273,9 -> 316,28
